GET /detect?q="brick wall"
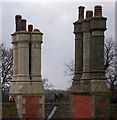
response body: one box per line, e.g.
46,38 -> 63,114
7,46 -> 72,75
22,96 -> 43,118
14,95 -> 45,119
72,95 -> 93,118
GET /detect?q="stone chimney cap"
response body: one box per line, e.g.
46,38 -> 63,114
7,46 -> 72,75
34,29 -> 40,32
15,15 -> 22,17
21,19 -> 27,22
87,10 -> 93,12
95,5 -> 102,7
32,29 -> 43,35
78,6 -> 85,8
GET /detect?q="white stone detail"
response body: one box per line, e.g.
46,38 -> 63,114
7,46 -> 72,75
22,98 -> 25,104
39,95 -> 44,104
22,108 -> 26,114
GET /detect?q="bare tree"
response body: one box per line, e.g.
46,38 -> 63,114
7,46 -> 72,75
0,44 -> 13,93
42,77 -> 54,90
104,39 -> 116,70
64,60 -> 74,77
106,68 -> 117,97
104,39 -> 117,98
0,43 -> 54,92
64,38 -> 117,93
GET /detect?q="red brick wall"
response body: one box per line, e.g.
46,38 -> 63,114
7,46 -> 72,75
22,96 -> 43,118
98,101 -> 106,107
72,95 -> 93,118
98,113 -> 106,118
14,97 -> 18,105
98,101 -> 106,118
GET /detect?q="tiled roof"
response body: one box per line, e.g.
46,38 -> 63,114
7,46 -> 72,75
2,102 -> 19,119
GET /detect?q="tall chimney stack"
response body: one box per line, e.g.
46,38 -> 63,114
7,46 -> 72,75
10,15 -> 45,119
71,5 -> 110,119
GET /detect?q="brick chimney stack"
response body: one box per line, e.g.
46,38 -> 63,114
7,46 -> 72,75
70,5 -> 110,119
10,15 -> 45,119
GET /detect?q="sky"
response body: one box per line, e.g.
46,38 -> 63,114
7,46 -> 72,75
0,1 -> 116,90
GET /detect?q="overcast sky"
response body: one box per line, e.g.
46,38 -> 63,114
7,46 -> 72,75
1,2 -> 115,90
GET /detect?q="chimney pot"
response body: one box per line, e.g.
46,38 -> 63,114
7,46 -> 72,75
21,19 -> 27,31
15,15 -> 22,31
94,5 -> 102,16
28,24 -> 33,32
15,15 -> 22,22
86,10 -> 93,18
78,6 -> 85,20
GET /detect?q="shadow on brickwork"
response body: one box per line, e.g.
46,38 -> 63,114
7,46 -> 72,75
2,92 -> 19,119
45,90 -> 71,119
110,88 -> 117,120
